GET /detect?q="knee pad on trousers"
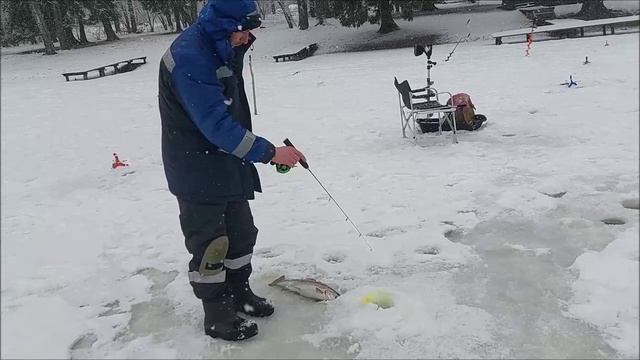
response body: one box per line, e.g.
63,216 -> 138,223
188,236 -> 229,286
199,235 -> 229,275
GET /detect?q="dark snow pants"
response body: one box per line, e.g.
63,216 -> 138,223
177,199 -> 257,301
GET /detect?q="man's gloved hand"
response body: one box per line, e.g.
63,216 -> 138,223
272,146 -> 306,167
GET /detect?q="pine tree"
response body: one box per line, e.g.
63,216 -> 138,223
85,0 -> 120,41
315,0 -> 329,25
139,0 -> 192,33
1,1 -> 39,47
333,0 -> 421,34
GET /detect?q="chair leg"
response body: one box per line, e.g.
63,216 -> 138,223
450,112 -> 458,144
411,113 -> 418,142
399,95 -> 407,138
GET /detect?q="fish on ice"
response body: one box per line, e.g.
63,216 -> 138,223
268,275 -> 340,301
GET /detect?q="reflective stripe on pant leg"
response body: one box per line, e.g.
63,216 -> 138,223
188,270 -> 226,283
224,201 -> 258,284
224,253 -> 253,270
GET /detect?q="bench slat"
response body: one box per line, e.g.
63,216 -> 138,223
491,15 -> 639,38
61,56 -> 147,81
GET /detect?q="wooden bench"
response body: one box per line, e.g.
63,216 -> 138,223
62,56 -> 147,81
500,0 -> 536,10
491,15 -> 639,45
273,43 -> 318,63
519,5 -> 556,25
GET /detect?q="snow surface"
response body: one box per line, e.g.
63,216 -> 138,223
1,5 -> 639,359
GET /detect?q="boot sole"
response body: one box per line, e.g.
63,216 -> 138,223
236,309 -> 274,318
205,328 -> 258,341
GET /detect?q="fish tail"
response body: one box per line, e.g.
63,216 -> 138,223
269,275 -> 286,286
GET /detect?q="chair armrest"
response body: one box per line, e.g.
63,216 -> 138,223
410,87 -> 427,93
435,91 -> 453,105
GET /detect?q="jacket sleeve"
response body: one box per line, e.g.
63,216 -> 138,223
170,50 -> 275,164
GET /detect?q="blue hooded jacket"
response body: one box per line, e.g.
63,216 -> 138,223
159,0 -> 274,202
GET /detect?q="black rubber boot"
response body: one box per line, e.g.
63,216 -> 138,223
230,281 -> 275,318
203,294 -> 258,341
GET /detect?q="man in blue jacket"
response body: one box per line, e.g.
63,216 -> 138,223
159,0 -> 305,341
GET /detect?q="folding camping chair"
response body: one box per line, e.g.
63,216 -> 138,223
394,77 -> 458,144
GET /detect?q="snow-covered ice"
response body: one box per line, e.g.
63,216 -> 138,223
1,4 -> 638,359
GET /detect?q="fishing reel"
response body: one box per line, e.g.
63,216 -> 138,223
271,162 -> 291,173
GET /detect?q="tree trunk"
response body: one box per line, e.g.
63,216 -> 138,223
577,0 -> 611,20
314,0 -> 328,25
308,0 -> 315,17
119,0 -> 131,33
78,15 -> 89,44
63,27 -> 79,46
101,16 -> 120,40
114,16 -> 122,33
42,1 -> 58,43
277,1 -> 295,28
29,0 -> 57,54
159,14 -> 168,30
190,0 -> 198,25
127,0 -> 138,33
297,0 -> 309,30
378,0 -> 399,34
145,11 -> 155,32
52,1 -> 73,49
180,5 -> 193,26
173,4 -> 183,32
122,11 -> 132,33
164,11 -> 174,30
271,0 -> 276,14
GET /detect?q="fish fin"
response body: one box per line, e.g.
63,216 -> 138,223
269,275 -> 286,286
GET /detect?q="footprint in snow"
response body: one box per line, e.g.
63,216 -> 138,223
69,332 -> 98,356
254,247 -> 284,258
366,226 -> 406,238
601,217 -> 626,225
444,228 -> 464,242
415,246 -> 440,255
542,191 -> 567,198
98,300 -> 126,317
323,252 -> 346,264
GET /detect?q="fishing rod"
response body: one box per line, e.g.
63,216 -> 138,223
445,32 -> 471,62
444,18 -> 471,62
273,139 -> 372,251
248,44 -> 258,115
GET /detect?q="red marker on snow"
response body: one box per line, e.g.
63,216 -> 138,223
112,153 -> 129,169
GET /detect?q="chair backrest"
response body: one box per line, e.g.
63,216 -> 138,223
394,77 -> 413,109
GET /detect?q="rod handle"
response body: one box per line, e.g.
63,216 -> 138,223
283,138 -> 309,169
